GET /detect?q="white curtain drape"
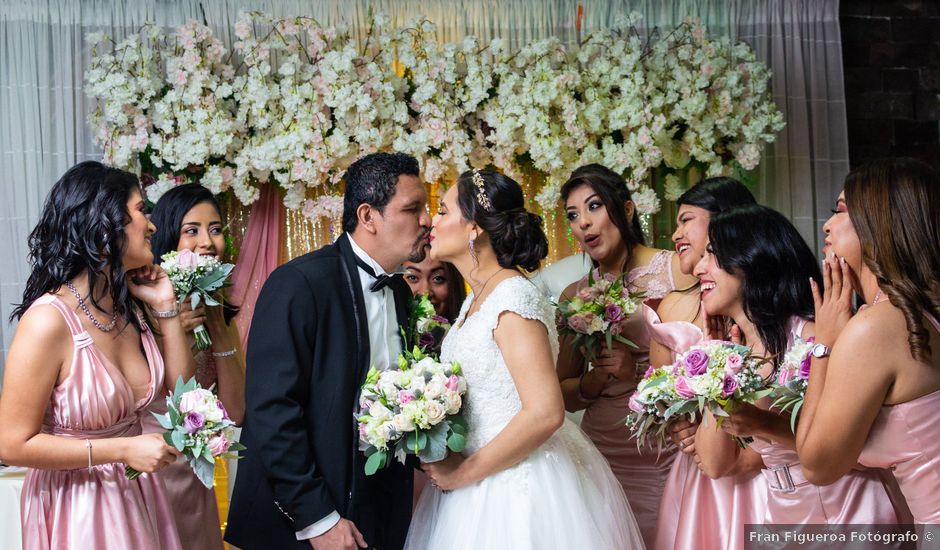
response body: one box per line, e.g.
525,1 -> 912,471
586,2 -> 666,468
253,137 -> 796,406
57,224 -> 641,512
0,0 -> 847,378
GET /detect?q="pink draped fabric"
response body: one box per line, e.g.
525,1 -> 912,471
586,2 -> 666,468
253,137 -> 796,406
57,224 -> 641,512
230,184 -> 284,353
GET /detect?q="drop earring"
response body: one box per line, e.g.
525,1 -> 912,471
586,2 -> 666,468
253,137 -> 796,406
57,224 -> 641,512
469,236 -> 478,267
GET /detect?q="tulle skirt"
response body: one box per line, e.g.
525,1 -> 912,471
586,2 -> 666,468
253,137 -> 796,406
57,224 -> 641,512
404,419 -> 646,550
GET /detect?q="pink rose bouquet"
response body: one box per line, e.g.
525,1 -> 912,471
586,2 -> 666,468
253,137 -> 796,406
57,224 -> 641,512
356,347 -> 468,475
555,269 -> 641,367
126,377 -> 244,487
769,335 -> 815,432
627,340 -> 772,449
160,249 -> 234,350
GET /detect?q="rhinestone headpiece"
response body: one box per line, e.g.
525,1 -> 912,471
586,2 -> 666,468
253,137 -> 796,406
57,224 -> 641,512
472,169 -> 493,212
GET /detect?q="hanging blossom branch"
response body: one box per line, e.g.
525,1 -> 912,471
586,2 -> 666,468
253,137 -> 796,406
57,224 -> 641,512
85,11 -> 785,221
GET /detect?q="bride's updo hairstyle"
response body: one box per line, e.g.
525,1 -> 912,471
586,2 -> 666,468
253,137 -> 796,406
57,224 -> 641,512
456,169 -> 548,272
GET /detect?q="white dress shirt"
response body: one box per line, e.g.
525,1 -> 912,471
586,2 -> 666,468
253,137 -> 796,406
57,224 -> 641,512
296,235 -> 404,541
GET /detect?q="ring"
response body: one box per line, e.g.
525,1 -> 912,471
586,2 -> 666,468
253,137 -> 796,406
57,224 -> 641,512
678,441 -> 685,449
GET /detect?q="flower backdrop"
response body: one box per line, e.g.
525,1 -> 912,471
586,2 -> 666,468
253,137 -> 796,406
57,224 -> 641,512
85,11 -> 784,233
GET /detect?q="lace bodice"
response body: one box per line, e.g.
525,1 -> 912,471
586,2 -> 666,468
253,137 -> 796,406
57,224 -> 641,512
441,276 -> 559,453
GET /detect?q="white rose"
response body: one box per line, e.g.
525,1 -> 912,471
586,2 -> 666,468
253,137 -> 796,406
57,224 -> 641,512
426,401 -> 447,425
409,375 -> 426,393
392,413 -> 415,433
443,392 -> 462,415
369,401 -> 392,422
424,376 -> 446,400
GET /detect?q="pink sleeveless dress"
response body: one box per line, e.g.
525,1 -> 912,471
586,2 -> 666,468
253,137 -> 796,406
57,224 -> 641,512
577,250 -> 678,547
20,295 -> 182,550
645,304 -> 766,550
859,318 -> 940,524
749,318 -> 901,524
141,352 -> 224,550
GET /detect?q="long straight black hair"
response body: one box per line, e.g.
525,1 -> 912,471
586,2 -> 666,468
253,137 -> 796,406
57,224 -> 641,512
149,183 -> 238,323
708,205 -> 821,365
12,161 -> 146,333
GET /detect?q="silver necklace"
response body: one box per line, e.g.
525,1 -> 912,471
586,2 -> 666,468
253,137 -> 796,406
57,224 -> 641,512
64,281 -> 117,332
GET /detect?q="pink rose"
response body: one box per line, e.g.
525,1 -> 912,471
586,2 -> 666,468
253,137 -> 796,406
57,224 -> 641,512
445,375 -> 460,392
628,392 -> 645,413
721,376 -> 738,398
725,353 -> 743,374
398,390 -> 415,405
674,376 -> 696,399
683,349 -> 710,376
177,249 -> 199,269
567,313 -> 590,334
604,304 -> 624,324
208,434 -> 231,457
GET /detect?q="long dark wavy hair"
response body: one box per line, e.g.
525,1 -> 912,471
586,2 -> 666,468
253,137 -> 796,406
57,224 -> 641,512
845,158 -> 940,363
677,176 -> 757,213
149,183 -> 238,323
708,205 -> 822,365
561,164 -> 645,269
11,161 -> 146,333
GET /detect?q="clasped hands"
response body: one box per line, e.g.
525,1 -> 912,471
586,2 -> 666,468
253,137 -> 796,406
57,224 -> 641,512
421,452 -> 470,492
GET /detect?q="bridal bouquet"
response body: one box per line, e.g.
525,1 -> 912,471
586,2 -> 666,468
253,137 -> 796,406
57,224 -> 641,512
627,340 -> 772,448
555,270 -> 641,367
160,249 -> 235,350
357,348 -> 468,475
408,294 -> 451,358
769,335 -> 815,432
126,377 -> 244,487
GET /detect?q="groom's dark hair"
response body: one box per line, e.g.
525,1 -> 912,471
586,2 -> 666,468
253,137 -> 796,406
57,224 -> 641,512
343,152 -> 420,233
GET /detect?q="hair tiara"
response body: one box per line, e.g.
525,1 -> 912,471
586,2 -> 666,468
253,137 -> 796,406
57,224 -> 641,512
472,169 -> 493,212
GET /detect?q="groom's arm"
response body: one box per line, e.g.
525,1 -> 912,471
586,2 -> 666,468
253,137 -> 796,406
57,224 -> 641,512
245,264 -> 338,535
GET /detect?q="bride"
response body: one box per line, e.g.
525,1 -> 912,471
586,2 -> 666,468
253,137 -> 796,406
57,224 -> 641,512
405,169 -> 644,549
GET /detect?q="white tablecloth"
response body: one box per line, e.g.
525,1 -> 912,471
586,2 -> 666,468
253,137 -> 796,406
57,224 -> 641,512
0,467 -> 25,550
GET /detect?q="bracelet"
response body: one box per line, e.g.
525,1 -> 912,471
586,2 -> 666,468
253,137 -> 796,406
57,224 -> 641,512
211,348 -> 237,358
577,371 -> 600,403
150,303 -> 180,318
85,439 -> 93,472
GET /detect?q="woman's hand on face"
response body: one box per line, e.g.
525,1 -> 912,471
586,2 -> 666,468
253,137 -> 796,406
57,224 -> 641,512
178,301 -> 207,333
810,255 -> 856,347
126,265 -> 176,309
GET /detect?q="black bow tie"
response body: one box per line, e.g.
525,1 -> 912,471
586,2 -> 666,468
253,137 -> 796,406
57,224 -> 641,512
354,256 -> 403,292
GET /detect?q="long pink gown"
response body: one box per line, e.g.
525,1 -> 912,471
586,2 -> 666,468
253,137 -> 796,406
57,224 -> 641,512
859,318 -> 940,524
749,318 -> 901,524
20,295 -> 182,550
645,304 -> 766,550
141,352 -> 224,550
576,250 -> 678,546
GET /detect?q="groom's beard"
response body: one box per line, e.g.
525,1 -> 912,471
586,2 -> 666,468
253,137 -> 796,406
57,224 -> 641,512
407,229 -> 431,263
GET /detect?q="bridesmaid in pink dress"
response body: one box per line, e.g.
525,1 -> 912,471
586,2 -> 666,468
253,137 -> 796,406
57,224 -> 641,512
144,184 -> 247,550
556,164 -> 697,546
646,177 -> 765,550
0,162 -> 195,549
795,158 -> 940,524
695,205 -> 901,525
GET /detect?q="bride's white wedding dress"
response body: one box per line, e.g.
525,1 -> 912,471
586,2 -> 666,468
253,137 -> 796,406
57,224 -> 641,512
405,276 -> 645,550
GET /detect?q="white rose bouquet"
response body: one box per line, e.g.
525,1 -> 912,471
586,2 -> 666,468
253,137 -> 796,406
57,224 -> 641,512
126,377 -> 244,487
160,249 -> 234,350
357,348 -> 468,475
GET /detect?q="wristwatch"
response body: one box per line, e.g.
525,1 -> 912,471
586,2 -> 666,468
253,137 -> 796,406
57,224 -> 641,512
811,343 -> 831,359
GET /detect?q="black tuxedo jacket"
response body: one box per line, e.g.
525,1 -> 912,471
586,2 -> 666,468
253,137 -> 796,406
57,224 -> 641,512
225,233 -> 414,550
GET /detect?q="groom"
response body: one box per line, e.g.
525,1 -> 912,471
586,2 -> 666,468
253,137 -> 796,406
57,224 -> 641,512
226,153 -> 431,550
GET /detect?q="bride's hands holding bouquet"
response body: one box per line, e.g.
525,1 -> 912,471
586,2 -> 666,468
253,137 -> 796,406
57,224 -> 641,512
422,453 -> 469,492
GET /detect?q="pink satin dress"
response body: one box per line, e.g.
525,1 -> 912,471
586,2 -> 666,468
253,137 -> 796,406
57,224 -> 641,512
141,352 -> 224,550
20,295 -> 182,550
576,250 -> 678,547
750,318 -> 901,525
645,304 -> 766,550
858,318 -> 940,524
